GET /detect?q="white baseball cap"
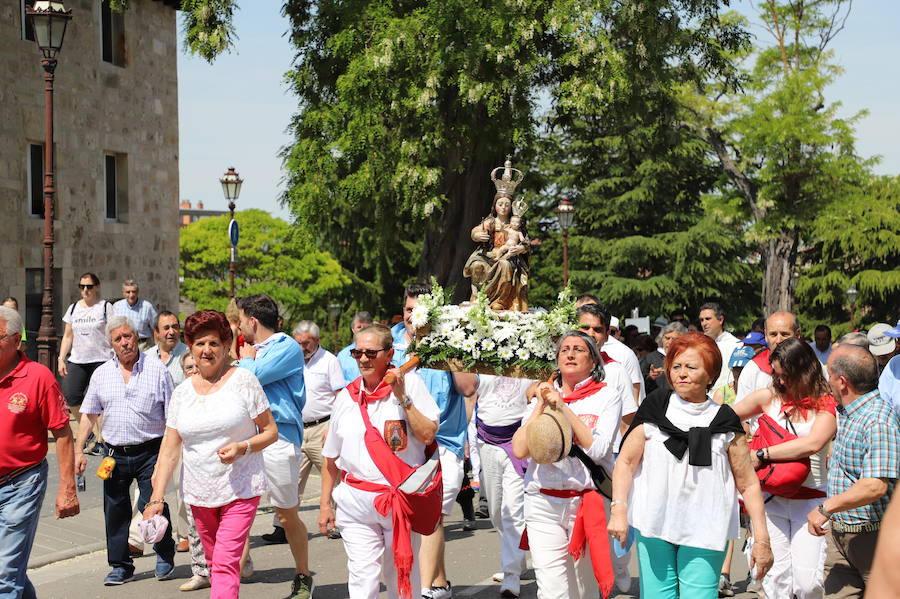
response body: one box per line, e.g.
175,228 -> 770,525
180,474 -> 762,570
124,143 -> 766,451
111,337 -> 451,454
610,316 -> 620,329
868,323 -> 897,356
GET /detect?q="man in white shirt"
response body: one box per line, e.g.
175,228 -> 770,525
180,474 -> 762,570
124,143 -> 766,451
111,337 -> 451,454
699,302 -> 742,391
736,311 -> 801,401
575,298 -> 644,403
809,324 -> 833,366
112,280 -> 158,350
263,320 -> 346,544
144,311 -> 189,385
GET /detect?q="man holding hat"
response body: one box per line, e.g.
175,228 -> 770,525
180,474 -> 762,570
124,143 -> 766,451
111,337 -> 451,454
868,323 -> 899,373
877,320 -> 900,413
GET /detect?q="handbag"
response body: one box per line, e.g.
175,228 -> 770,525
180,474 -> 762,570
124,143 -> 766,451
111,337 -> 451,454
749,411 -> 819,498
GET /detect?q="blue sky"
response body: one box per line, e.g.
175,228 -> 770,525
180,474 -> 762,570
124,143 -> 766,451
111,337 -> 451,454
177,1 -> 900,221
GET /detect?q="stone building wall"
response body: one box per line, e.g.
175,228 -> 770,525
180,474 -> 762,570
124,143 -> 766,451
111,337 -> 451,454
0,0 -> 179,339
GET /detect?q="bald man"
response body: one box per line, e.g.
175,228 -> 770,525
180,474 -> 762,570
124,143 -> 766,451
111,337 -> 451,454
735,311 -> 800,402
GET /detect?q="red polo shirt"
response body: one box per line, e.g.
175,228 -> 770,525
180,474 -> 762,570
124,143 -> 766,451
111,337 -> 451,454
0,353 -> 69,477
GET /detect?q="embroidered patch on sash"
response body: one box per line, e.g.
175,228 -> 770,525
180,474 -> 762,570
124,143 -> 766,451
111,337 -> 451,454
578,413 -> 598,428
384,420 -> 408,452
8,393 -> 28,414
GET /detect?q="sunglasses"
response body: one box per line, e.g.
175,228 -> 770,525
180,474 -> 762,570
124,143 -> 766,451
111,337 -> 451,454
78,284 -> 95,290
350,348 -> 389,360
579,325 -> 606,334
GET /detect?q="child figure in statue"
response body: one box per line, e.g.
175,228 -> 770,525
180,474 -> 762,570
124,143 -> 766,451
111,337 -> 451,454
487,216 -> 527,261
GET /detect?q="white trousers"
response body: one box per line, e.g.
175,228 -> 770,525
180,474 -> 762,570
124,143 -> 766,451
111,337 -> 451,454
477,441 -> 526,586
524,492 -> 598,599
760,495 -> 826,599
438,447 -> 465,516
334,483 -> 423,599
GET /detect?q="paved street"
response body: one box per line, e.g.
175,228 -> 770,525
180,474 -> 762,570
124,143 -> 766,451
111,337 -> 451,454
29,444 -> 761,599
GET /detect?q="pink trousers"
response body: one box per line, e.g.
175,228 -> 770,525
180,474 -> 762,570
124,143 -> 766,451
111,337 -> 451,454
191,496 -> 260,599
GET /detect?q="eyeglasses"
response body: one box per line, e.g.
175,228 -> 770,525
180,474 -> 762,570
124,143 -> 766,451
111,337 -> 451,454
350,348 -> 389,360
78,284 -> 95,290
579,325 -> 606,334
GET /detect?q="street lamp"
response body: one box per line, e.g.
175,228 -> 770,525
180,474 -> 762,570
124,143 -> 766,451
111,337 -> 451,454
220,167 -> 243,297
554,197 -> 576,287
328,302 -> 342,334
27,1 -> 72,371
845,284 -> 859,329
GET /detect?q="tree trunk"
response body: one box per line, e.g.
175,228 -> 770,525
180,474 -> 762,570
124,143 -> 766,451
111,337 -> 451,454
761,230 -> 799,315
418,152 -> 499,303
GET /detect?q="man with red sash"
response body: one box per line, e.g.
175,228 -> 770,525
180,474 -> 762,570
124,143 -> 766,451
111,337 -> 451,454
318,324 -> 441,599
737,311 -> 801,402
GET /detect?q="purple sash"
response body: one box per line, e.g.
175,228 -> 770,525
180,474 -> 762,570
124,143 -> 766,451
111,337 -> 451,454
476,416 -> 528,477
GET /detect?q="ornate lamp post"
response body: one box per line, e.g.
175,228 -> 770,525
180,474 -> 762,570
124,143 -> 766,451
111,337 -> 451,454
328,302 -> 341,334
220,167 -> 243,298
845,284 -> 859,330
27,1 -> 72,370
554,197 -> 576,287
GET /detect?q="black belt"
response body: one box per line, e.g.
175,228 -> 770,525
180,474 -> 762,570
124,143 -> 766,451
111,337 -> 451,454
0,461 -> 43,486
107,437 -> 163,455
304,416 -> 330,428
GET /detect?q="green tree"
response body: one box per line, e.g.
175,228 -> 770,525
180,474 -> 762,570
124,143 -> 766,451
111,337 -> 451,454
179,209 -> 353,328
686,0 -> 871,315
795,175 -> 900,332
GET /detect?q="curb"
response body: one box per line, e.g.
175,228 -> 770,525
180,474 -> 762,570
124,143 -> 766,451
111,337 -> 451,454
28,542 -> 106,570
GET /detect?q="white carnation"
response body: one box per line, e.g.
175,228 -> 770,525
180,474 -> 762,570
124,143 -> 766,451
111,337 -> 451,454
449,330 -> 466,346
481,338 -> 496,351
498,346 -> 514,360
516,347 -> 531,361
410,305 -> 430,328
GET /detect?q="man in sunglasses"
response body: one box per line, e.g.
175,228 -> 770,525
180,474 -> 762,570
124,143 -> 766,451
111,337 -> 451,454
393,284 -> 477,599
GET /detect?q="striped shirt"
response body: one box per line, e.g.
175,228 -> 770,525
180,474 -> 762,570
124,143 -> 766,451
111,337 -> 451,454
81,352 -> 174,446
828,390 -> 900,525
113,298 -> 158,339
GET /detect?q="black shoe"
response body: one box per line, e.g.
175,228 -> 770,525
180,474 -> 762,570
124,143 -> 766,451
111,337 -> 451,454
262,526 -> 287,544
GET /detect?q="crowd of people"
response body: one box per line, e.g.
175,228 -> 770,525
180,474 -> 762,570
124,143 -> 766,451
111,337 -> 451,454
1,273 -> 900,599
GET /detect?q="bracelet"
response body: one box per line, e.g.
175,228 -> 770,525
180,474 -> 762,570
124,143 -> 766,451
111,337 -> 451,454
610,500 -> 627,508
146,499 -> 164,507
243,440 -> 252,455
754,539 -> 771,546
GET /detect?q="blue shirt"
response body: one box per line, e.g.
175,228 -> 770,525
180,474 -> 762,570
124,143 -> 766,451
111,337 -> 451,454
393,333 -> 466,460
829,390 -> 900,525
113,298 -> 158,339
337,343 -> 361,384
238,332 -> 306,448
881,355 -> 900,414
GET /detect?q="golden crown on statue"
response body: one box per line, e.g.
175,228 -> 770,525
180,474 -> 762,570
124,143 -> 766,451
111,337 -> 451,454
491,156 -> 524,197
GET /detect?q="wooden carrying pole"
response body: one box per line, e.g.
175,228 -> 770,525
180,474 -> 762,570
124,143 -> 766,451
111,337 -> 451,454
384,356 -> 420,384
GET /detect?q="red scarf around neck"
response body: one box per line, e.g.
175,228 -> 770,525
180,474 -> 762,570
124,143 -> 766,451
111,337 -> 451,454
554,376 -> 607,403
346,376 -> 393,404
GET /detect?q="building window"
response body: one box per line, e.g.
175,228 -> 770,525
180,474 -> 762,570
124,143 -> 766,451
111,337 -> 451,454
21,1 -> 35,42
28,144 -> 44,216
104,153 -> 128,221
101,0 -> 125,66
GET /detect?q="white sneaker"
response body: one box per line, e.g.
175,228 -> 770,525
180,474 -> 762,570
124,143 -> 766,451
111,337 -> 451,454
428,582 -> 452,599
492,572 -> 504,583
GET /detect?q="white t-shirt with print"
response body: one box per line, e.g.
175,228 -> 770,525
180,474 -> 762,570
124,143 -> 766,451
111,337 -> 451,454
167,368 -> 270,507
62,301 -> 114,364
323,372 -> 439,486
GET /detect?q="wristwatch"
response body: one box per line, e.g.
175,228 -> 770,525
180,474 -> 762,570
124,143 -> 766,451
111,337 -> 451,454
756,449 -> 767,463
818,503 -> 833,520
397,395 -> 412,410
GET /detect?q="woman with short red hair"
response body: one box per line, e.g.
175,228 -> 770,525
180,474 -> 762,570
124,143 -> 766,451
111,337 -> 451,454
608,333 -> 774,598
144,310 -> 278,598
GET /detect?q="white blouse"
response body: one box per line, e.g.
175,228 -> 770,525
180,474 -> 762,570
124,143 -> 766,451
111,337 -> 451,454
523,376 -> 623,495
322,372 -> 440,486
476,375 -> 534,426
629,394 -> 740,551
752,397 -> 830,492
167,368 -> 269,507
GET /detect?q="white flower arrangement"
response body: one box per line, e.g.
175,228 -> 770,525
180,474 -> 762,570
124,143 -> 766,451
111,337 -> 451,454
409,280 -> 578,378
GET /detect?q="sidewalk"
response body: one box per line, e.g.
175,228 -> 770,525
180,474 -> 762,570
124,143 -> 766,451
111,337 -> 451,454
29,503 -> 106,569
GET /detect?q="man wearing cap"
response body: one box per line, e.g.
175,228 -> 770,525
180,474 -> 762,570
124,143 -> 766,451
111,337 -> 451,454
868,323 -> 899,373
879,320 -> 900,414
741,331 -> 769,356
810,325 -> 833,366
736,311 -> 802,402
699,302 -> 742,391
